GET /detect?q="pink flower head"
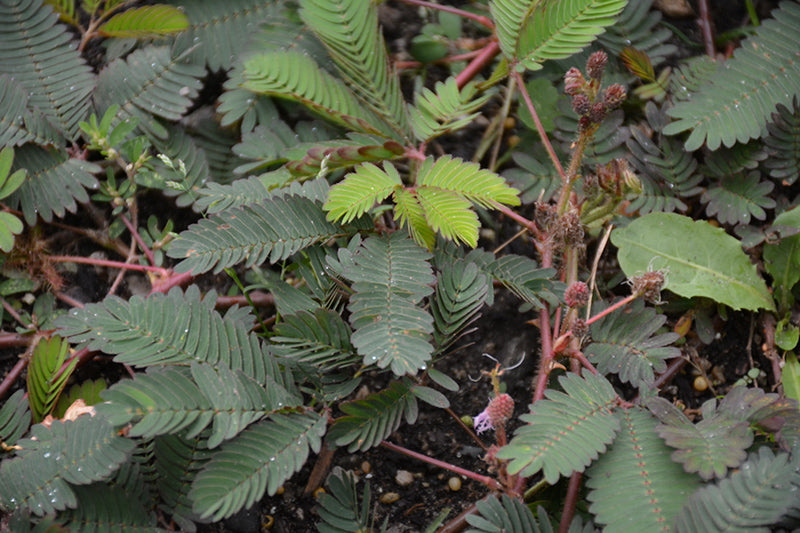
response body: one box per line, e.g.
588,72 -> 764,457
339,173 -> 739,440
473,393 -> 514,434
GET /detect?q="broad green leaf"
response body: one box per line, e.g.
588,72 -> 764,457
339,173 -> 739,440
783,352 -> 800,402
611,212 -> 774,311
764,206 -> 800,310
97,5 -> 189,38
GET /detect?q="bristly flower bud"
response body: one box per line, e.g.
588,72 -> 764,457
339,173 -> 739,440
565,282 -> 590,308
474,393 -> 514,434
629,270 -> 666,303
586,51 -> 608,80
603,83 -> 627,110
589,102 -> 607,124
578,116 -> 593,133
571,93 -> 591,116
572,318 -> 590,339
564,67 -> 586,95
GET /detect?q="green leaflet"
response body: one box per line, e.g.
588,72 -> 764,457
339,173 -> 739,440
764,206 -> 800,311
611,212 -> 774,311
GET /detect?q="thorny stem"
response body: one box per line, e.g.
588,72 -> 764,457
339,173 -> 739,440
398,0 -> 495,30
380,440 -> 503,491
511,69 -> 566,180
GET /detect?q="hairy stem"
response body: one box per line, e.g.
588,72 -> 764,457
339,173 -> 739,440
455,40 -> 501,89
398,0 -> 495,30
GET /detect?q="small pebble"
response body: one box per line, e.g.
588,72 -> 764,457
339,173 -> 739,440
395,470 -> 414,487
448,477 -> 462,491
361,461 -> 372,474
693,375 -> 709,392
380,492 -> 400,504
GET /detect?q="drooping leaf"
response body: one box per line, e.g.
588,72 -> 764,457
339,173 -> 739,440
98,5 -> 189,38
27,336 -> 79,423
675,447 -> 800,533
431,259 -> 490,352
300,0 -> 409,139
611,212 -> 775,311
0,390 -> 31,449
583,299 -> 680,388
242,51 -> 391,136
0,75 -> 61,147
765,207 -> 800,311
49,483 -> 160,532
663,2 -> 800,150
764,96 -> 800,184
154,434 -> 211,530
497,373 -> 620,484
701,171 -> 775,226
0,415 -> 135,516
189,411 -> 327,521
272,308 -> 358,372
586,408 -> 700,533
647,396 -> 752,480
55,287 -> 279,383
317,467 -> 374,533
327,379 -> 419,452
489,255 -> 558,309
0,0 -> 95,139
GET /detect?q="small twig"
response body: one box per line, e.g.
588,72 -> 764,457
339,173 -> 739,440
445,407 -> 489,452
697,0 -> 716,58
585,293 -> 638,327
511,69 -> 566,180
49,254 -> 168,275
397,0 -> 494,30
587,225 -> 614,319
0,296 -> 32,329
119,214 -> 156,267
380,440 -> 502,490
54,291 -> 85,309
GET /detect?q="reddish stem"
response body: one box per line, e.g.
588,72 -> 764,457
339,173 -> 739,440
697,0 -> 716,58
381,440 -> 502,490
0,358 -> 27,399
560,472 -> 582,533
511,69 -> 566,180
119,214 -> 156,267
398,0 -> 495,30
585,293 -> 638,326
0,332 -> 30,348
49,255 -> 168,275
455,40 -> 501,89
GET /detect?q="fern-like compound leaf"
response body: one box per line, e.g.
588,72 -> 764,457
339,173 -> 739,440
189,411 -> 327,521
586,408 -> 700,532
417,155 -> 521,209
701,170 -> 775,226
55,287 -> 279,383
340,233 -> 435,375
675,447 -> 800,532
0,0 -> 95,140
97,363 -> 296,448
0,415 -> 135,516
97,5 -> 188,38
325,162 -> 403,224
764,97 -> 800,184
497,0 -> 628,71
26,336 -> 78,423
327,379 -> 419,452
154,434 -> 211,530
489,255 -> 558,309
664,2 -> 800,150
169,0 -> 282,71
497,372 -> 620,484
409,78 -> 494,142
168,191 -> 342,274
272,308 -> 358,372
243,51 -> 392,137
317,467 -> 373,533
0,390 -> 31,449
9,144 -> 100,225
465,495 -> 545,532
0,76 -> 61,147
598,0 -> 677,68
300,0 -> 409,139
431,260 -> 490,352
583,299 -> 680,388
95,45 -> 204,140
394,187 -> 437,249
417,187 -> 479,247
50,483 -> 160,532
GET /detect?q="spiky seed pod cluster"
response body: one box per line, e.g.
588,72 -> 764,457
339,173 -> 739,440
564,51 -> 627,129
629,270 -> 666,303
